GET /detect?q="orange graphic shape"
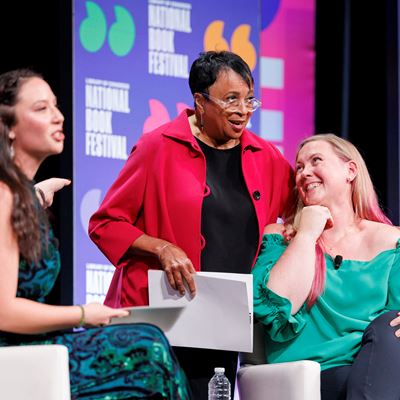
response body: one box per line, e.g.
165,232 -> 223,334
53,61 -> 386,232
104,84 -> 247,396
230,24 -> 257,71
204,20 -> 229,52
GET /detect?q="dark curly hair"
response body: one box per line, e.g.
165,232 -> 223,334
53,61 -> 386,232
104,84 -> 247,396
0,68 -> 47,263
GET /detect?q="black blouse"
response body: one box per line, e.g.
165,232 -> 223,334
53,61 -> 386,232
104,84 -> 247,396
196,137 -> 258,274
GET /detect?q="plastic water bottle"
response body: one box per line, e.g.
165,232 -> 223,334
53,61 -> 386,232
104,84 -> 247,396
208,367 -> 231,400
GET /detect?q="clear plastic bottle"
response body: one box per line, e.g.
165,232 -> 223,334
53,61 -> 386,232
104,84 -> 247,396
208,367 -> 231,400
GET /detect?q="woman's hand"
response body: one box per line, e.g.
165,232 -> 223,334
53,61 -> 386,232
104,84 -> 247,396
34,178 -> 71,208
157,243 -> 196,297
296,205 -> 333,242
283,223 -> 296,242
81,303 -> 129,327
390,312 -> 400,337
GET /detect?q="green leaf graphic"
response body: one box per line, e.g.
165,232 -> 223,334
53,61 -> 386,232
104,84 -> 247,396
79,1 -> 107,53
108,5 -> 136,57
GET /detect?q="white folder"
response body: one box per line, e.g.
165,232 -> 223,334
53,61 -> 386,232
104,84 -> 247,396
110,304 -> 185,331
148,270 -> 253,352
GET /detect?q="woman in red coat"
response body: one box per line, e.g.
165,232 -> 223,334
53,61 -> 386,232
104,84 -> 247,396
89,51 -> 294,399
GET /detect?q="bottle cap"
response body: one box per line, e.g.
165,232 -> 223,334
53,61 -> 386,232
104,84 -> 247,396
214,367 -> 225,373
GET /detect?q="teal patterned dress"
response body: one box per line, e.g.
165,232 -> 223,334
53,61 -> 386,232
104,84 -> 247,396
0,225 -> 191,400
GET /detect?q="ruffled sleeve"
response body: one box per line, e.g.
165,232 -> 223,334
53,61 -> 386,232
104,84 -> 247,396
252,234 -> 307,342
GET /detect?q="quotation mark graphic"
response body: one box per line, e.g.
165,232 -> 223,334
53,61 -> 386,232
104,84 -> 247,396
79,1 -> 136,57
204,21 -> 257,70
143,100 -> 190,133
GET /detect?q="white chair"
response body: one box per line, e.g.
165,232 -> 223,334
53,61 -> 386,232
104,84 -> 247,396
237,322 -> 321,400
0,344 -> 71,400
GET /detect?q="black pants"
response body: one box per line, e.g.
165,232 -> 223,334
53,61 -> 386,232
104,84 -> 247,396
173,347 -> 238,400
321,311 -> 400,400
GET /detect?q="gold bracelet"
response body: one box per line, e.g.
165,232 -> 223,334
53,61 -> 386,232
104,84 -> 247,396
78,305 -> 85,327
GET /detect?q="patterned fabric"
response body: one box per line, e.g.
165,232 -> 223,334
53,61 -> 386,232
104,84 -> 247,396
0,224 -> 191,399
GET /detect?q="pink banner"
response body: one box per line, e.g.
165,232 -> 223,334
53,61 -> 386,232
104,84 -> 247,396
259,0 -> 315,165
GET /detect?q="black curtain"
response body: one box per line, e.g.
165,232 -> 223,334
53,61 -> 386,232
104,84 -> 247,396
316,0 -> 399,223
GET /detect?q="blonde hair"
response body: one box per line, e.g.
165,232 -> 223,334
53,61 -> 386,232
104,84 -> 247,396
292,134 -> 391,306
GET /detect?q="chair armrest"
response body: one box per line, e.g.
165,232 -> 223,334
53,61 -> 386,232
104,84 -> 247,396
0,344 -> 71,400
237,360 -> 321,400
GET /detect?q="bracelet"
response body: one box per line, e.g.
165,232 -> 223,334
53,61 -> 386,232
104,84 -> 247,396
157,243 -> 171,257
159,243 -> 170,252
77,305 -> 85,327
35,186 -> 46,206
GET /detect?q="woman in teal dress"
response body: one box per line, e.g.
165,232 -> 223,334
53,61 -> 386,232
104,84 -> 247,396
253,134 -> 400,400
0,68 -> 191,400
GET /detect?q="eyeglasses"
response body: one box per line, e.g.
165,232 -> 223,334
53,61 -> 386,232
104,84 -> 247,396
200,92 -> 262,112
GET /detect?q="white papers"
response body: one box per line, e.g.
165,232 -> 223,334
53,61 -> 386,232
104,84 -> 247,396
148,270 -> 253,352
109,305 -> 185,331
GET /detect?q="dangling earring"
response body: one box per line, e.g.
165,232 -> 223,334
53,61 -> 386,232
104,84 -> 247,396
200,114 -> 204,131
8,131 -> 16,159
9,141 -> 15,159
346,177 -> 351,183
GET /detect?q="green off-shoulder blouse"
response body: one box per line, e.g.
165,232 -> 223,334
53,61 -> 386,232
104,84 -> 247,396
252,234 -> 400,370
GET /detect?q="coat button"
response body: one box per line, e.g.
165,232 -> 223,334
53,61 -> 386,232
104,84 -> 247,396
253,190 -> 261,200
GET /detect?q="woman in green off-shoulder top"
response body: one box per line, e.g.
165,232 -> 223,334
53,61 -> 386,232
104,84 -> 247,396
253,134 -> 400,400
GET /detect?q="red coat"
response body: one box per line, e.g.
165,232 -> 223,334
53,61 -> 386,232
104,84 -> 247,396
89,109 -> 294,306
